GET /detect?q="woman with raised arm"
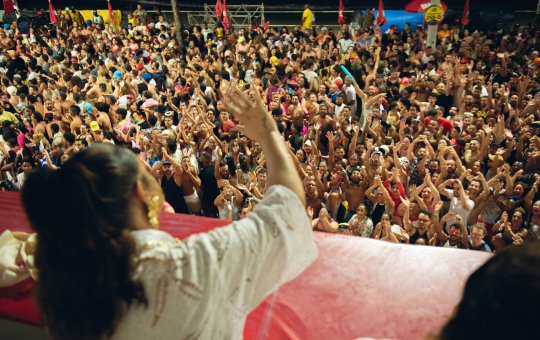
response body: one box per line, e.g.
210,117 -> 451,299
21,85 -> 317,340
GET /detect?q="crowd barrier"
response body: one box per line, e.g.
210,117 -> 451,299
0,191 -> 491,339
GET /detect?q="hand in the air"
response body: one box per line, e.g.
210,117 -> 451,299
221,84 -> 278,143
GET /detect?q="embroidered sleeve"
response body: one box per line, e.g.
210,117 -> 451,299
185,184 -> 318,313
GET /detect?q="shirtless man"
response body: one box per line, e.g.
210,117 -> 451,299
305,177 -> 325,218
252,168 -> 267,199
69,105 -> 83,134
32,112 -> 47,136
311,103 -> 336,153
180,156 -> 202,214
339,167 -> 367,222
465,174 -> 490,225
463,134 -> 489,169
308,206 -> 339,232
94,102 -> 113,131
59,92 -> 75,117
361,148 -> 389,187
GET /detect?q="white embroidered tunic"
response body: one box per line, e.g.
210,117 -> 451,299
112,185 -> 317,339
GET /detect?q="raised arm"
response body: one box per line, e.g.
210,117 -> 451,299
455,215 -> 469,249
348,125 -> 360,159
162,147 -> 183,178
424,172 -> 441,204
400,197 -> 414,234
433,201 -> 449,243
326,131 -> 336,171
456,180 -> 472,211
525,176 -> 540,211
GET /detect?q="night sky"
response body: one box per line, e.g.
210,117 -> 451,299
13,0 -> 538,11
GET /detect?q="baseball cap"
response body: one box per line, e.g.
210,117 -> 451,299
142,98 -> 159,108
141,73 -> 152,82
83,103 -> 95,114
371,148 -> 382,156
90,121 -> 101,132
113,70 -> 122,79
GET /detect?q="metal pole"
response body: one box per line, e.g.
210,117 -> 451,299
261,3 -> 265,26
426,0 -> 441,49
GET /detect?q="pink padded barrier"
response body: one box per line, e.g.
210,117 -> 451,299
0,192 -> 490,339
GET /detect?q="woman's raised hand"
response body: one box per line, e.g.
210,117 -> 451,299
221,84 -> 278,143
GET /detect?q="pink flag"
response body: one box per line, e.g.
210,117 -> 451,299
48,0 -> 60,24
461,0 -> 470,26
376,0 -> 386,26
3,0 -> 14,15
108,0 -> 115,24
222,0 -> 230,28
215,0 -> 223,19
338,0 -> 346,25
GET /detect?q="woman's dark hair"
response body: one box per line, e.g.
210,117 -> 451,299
439,241 -> 540,340
381,211 -> 393,221
21,144 -> 147,340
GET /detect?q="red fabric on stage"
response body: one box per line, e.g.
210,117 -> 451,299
2,0 -> 14,15
48,0 -> 60,24
376,0 -> 387,26
0,192 -> 490,339
214,0 -> 223,20
107,0 -> 115,24
461,0 -> 470,26
337,0 -> 346,25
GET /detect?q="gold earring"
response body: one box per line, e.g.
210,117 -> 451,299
148,195 -> 161,229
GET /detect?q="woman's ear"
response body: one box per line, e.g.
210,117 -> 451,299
134,180 -> 149,206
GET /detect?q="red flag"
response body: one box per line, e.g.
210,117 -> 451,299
48,0 -> 60,24
461,0 -> 470,26
338,0 -> 346,25
3,0 -> 14,15
215,0 -> 223,19
262,21 -> 270,32
222,0 -> 230,28
107,0 -> 115,24
405,0 -> 448,13
376,0 -> 386,26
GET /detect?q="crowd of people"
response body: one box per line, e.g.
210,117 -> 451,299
1,4 -> 539,253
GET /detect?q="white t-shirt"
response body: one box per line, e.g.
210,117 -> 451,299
334,103 -> 346,119
155,22 -> 170,30
344,84 -> 357,116
16,172 -> 26,191
112,185 -> 317,339
445,189 -> 475,230
201,28 -> 212,40
303,69 -> 318,83
338,38 -> 354,51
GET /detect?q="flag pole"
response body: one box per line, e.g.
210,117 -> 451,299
426,0 -> 441,49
